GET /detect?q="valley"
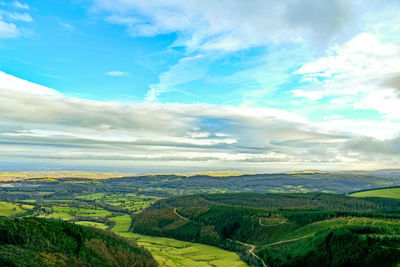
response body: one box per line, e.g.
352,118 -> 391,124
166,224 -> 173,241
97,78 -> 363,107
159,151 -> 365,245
1,171 -> 400,266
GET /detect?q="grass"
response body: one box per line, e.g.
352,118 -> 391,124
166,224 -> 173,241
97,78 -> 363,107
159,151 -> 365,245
21,204 -> 34,210
119,232 -> 248,267
260,214 -> 287,226
109,213 -> 247,267
278,216 -> 400,241
350,187 -> 400,199
37,205 -> 112,220
75,221 -> 108,230
39,212 -> 75,220
77,193 -> 161,212
0,171 -> 135,181
0,202 -> 26,216
52,206 -> 112,217
76,193 -> 106,200
110,215 -> 132,233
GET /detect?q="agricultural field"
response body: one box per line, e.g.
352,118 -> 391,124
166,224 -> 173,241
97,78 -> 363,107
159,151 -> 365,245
350,187 -> 400,199
109,214 -> 132,233
0,192 -> 250,266
119,232 -> 247,267
109,212 -> 248,267
0,171 -> 134,182
0,201 -> 33,216
77,193 -> 161,212
76,220 -> 109,230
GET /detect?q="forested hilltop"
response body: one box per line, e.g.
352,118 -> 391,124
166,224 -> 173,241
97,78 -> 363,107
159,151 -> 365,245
0,217 -> 157,267
2,170 -> 400,203
131,192 -> 400,266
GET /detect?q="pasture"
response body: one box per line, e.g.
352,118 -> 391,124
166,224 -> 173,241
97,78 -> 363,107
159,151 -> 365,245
119,232 -> 248,267
350,187 -> 400,199
76,220 -> 108,230
0,201 -> 30,216
110,213 -> 247,267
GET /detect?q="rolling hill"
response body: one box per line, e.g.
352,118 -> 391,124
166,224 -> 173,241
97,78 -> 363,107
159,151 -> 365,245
350,187 -> 400,199
0,217 -> 157,267
131,192 -> 400,266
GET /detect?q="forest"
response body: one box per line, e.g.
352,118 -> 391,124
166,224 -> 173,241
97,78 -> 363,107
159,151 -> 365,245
131,192 -> 400,266
1,174 -> 400,266
0,217 -> 157,266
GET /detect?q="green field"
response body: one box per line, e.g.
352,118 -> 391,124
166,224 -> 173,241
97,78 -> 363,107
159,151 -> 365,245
76,220 -> 109,230
0,201 -> 32,216
277,216 -> 400,242
119,232 -> 248,267
350,187 -> 400,199
77,193 -> 161,212
39,211 -> 75,220
110,213 -> 247,267
110,214 -> 132,233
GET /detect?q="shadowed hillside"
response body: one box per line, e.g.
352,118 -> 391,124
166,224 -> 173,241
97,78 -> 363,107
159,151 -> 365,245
0,217 -> 157,267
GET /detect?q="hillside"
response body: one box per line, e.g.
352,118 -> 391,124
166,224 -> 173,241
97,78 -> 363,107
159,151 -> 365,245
148,192 -> 400,213
0,217 -> 157,267
2,170 -> 400,203
131,192 -> 400,266
350,187 -> 400,199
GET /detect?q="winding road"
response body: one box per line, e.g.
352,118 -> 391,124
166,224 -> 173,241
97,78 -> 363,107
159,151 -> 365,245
260,234 -> 314,248
173,208 -> 189,221
173,208 -> 267,267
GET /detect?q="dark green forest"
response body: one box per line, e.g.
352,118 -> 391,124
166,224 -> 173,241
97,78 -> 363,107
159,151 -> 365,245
0,217 -> 157,267
131,192 -> 400,266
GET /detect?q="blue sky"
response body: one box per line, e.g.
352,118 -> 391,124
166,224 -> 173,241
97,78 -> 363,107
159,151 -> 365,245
1,0 -> 400,172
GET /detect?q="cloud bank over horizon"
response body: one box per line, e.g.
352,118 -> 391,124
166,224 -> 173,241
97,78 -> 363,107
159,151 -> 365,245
1,71 -> 399,172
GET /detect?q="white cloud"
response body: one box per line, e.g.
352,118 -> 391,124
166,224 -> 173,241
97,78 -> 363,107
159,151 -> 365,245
0,11 -> 33,22
1,71 -> 400,170
146,55 -> 206,101
12,1 -> 29,10
92,0 -> 358,52
0,2 -> 33,39
293,33 -> 400,119
0,20 -> 18,38
323,115 -> 344,121
106,71 -> 131,77
0,71 -> 59,96
59,22 -> 75,32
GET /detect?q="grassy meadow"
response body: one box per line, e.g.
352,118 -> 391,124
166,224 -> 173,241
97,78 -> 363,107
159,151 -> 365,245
76,220 -> 109,230
119,232 -> 248,267
350,187 -> 400,199
0,202 -> 33,216
109,212 -> 247,267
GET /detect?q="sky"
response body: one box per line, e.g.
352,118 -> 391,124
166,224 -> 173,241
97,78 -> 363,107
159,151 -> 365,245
1,0 -> 400,172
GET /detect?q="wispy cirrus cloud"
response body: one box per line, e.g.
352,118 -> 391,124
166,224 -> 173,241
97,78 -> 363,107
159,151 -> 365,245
92,0 -> 356,52
59,22 -> 75,32
106,71 -> 131,77
12,1 -> 29,10
0,20 -> 18,38
0,10 -> 32,22
0,0 -> 33,39
146,55 -> 207,101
